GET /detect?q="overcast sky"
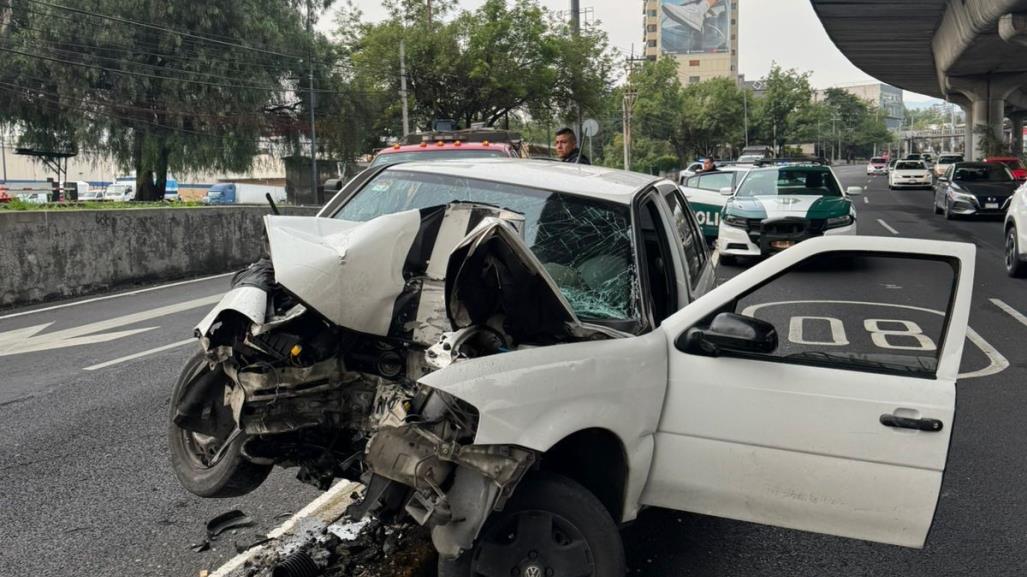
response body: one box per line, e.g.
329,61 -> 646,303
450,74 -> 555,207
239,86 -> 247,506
335,0 -> 940,104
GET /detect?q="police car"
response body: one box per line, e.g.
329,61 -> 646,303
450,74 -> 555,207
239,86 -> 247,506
716,164 -> 861,265
678,165 -> 752,241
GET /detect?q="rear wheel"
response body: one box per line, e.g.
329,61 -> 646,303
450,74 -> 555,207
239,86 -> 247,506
168,350 -> 271,497
437,473 -> 626,577
1007,226 -> 1026,278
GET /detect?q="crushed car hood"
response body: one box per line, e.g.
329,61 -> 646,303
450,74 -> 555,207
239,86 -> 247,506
197,203 -> 598,350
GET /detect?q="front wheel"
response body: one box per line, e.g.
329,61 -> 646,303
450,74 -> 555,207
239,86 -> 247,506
438,473 -> 626,577
1007,226 -> 1026,278
168,350 -> 271,497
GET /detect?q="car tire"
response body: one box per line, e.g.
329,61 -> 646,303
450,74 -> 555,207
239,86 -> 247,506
168,350 -> 271,498
437,472 -> 626,577
1007,226 -> 1026,278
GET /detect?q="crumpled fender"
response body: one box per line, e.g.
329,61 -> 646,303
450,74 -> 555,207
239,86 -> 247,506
417,329 -> 669,521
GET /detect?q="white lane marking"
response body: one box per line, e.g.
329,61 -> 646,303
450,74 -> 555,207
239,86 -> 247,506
863,196 -> 870,204
877,219 -> 900,235
83,338 -> 196,371
741,299 -> 1007,380
990,298 -> 1027,328
960,329 -> 1010,379
0,294 -> 221,357
0,272 -> 234,321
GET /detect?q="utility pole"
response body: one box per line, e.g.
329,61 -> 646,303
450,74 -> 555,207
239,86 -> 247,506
400,40 -> 410,137
1,128 -> 7,183
571,0 -> 582,142
307,0 -> 318,203
623,60 -> 638,171
426,0 -> 432,25
743,88 -> 749,148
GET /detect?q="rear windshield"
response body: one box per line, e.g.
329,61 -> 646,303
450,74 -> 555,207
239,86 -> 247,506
953,164 -> 1013,182
996,158 -> 1025,170
870,158 -> 885,164
369,149 -> 509,169
736,167 -> 842,197
938,155 -> 963,164
895,162 -> 925,170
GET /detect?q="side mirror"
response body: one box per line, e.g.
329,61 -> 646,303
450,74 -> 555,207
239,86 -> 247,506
677,312 -> 778,356
846,186 -> 863,196
719,186 -> 735,197
938,176 -> 949,183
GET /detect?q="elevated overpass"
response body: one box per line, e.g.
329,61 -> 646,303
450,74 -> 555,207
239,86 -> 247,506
811,0 -> 1027,159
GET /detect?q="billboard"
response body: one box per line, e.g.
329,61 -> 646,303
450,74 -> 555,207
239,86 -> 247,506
660,0 -> 732,54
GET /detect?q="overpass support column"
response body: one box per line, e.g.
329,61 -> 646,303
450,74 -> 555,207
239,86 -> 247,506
950,76 -> 1025,160
968,96 -> 1005,160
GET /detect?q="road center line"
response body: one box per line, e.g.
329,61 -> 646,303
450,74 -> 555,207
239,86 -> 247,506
877,219 -> 900,235
990,298 -> 1027,328
83,338 -> 197,371
863,196 -> 869,204
0,272 -> 234,321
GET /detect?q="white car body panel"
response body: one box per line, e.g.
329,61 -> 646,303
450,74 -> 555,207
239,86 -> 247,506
418,329 -> 669,522
424,235 -> 974,547
1007,182 -> 1027,261
647,236 -> 974,548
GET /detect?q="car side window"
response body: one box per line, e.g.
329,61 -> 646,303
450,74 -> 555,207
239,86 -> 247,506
660,187 -> 708,289
697,253 -> 958,379
688,172 -> 734,192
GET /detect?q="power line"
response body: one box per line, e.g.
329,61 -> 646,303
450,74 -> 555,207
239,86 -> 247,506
22,0 -> 309,62
0,45 -> 359,94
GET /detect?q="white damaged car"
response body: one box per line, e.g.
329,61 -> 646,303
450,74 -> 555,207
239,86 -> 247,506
171,160 -> 975,576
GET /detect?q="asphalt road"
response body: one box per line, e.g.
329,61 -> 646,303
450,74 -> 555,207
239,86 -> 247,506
0,164 -> 1024,577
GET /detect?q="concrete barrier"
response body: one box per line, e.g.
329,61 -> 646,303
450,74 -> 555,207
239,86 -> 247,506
0,206 -> 319,308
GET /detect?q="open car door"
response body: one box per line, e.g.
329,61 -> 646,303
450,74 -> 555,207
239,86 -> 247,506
643,236 -> 974,548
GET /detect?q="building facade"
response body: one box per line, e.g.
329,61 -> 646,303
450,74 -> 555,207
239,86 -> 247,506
814,83 -> 905,131
643,0 -> 739,86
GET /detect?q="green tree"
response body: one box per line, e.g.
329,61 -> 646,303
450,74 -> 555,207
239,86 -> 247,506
0,0 -> 318,198
344,0 -> 614,132
679,77 -> 745,159
751,64 -> 813,154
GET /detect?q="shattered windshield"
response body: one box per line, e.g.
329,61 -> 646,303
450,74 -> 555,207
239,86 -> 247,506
334,170 -> 639,321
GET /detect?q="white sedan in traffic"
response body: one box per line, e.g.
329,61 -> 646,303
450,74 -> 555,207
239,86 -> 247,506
889,160 -> 933,190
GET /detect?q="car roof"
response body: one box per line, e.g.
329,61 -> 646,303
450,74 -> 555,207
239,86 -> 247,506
378,142 -> 514,154
382,159 -> 661,204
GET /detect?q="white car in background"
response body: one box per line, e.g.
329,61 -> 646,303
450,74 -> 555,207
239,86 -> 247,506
1005,180 -> 1027,277
866,157 -> 888,175
889,160 -> 933,190
934,154 -> 964,178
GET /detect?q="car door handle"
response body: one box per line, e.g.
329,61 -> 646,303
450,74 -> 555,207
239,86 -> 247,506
880,414 -> 944,432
